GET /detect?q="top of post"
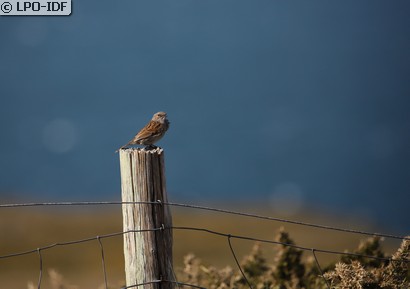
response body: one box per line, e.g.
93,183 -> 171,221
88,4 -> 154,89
119,147 -> 164,155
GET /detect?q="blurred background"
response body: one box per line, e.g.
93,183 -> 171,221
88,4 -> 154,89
1,1 -> 409,230
1,1 -> 410,288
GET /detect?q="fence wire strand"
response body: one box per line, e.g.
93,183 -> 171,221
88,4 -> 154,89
0,228 -> 162,260
227,235 -> 253,289
171,226 -> 408,263
121,280 -> 161,288
37,248 -> 43,289
311,249 -> 331,289
0,200 -> 408,241
121,280 -> 206,289
97,236 -> 109,289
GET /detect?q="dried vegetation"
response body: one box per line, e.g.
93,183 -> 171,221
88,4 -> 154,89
179,228 -> 410,289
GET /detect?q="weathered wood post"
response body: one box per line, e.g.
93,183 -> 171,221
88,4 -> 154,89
119,148 -> 174,289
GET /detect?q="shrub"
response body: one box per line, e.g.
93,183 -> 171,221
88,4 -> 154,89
179,230 -> 409,289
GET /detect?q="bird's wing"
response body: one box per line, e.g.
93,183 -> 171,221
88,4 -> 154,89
134,121 -> 163,142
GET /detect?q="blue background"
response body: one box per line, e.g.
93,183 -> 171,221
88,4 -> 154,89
1,1 -> 409,231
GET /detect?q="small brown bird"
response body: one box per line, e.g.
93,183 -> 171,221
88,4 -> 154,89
116,111 -> 170,152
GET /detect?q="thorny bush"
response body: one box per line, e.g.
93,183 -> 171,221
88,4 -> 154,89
179,228 -> 410,289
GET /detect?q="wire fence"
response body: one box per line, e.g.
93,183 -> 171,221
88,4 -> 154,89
0,201 -> 409,289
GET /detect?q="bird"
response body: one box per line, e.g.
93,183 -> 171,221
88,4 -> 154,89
116,111 -> 170,152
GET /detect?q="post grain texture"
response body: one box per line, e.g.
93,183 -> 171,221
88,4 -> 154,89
119,148 -> 174,289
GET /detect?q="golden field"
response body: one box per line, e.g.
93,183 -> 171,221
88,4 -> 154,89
0,202 -> 401,289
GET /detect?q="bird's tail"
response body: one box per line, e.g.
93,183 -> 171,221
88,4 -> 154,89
115,139 -> 136,153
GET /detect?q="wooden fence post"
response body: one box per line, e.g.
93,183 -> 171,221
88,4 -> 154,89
119,148 -> 174,289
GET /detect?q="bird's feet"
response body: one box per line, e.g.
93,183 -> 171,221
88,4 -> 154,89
144,145 -> 158,150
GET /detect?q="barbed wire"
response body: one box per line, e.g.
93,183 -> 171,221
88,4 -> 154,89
0,200 -> 408,241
